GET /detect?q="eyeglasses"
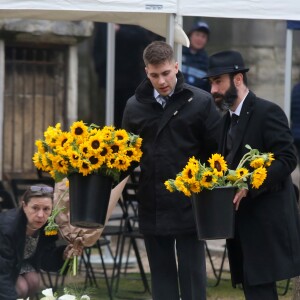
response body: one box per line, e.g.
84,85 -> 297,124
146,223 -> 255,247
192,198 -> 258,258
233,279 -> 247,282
30,186 -> 54,193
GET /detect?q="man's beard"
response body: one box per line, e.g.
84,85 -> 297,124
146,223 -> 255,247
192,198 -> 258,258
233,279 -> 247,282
212,79 -> 238,111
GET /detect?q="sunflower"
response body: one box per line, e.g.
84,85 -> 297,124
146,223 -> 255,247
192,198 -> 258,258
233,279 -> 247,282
251,166 -> 267,189
44,124 -> 62,148
100,126 -> 115,142
77,160 -> 92,176
189,181 -> 201,193
88,153 -> 105,170
35,140 -> 46,154
55,132 -> 72,155
70,121 -> 88,142
250,157 -> 264,168
174,176 -> 191,197
181,165 -> 197,184
114,129 -> 129,145
88,134 -> 102,153
113,155 -> 131,171
236,167 -> 249,179
200,171 -> 217,189
32,153 -> 43,170
208,154 -> 227,177
265,153 -> 275,167
67,149 -> 81,169
51,155 -> 69,175
164,180 -> 176,193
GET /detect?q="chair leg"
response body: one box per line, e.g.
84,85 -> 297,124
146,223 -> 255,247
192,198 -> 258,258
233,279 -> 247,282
96,240 -> 114,300
205,242 -> 227,287
114,232 -> 151,295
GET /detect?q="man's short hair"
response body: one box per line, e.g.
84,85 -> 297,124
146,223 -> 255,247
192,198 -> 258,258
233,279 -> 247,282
143,41 -> 174,66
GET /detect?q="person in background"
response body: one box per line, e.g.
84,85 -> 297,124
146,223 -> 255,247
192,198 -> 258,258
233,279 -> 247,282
182,21 -> 210,92
0,184 -> 82,300
122,41 -> 220,300
93,23 -> 160,128
206,50 -> 300,300
291,81 -> 300,160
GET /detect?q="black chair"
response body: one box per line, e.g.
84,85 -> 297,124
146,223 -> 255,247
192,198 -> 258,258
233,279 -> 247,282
80,238 -> 114,300
113,182 -> 151,296
205,241 -> 229,287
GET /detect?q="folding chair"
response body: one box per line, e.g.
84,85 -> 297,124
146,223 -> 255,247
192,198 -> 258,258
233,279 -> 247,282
113,182 -> 151,296
205,241 -> 229,287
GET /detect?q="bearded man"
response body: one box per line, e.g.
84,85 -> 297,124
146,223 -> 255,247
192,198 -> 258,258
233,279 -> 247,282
205,50 -> 300,300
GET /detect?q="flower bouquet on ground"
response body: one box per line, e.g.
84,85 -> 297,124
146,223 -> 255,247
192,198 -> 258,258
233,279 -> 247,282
164,145 -> 275,240
33,121 -> 142,228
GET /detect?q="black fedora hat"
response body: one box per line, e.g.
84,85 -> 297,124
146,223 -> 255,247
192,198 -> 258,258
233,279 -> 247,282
203,50 -> 249,78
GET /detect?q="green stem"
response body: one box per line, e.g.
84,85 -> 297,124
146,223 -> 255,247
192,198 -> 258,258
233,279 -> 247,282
73,255 -> 78,276
60,258 -> 70,275
55,187 -> 69,209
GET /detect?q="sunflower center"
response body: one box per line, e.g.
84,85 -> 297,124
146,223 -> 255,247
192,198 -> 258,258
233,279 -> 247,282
61,138 -> 67,147
214,161 -> 221,172
91,140 -> 100,149
74,127 -> 83,135
100,148 -> 108,156
83,147 -> 88,154
111,145 -> 119,153
82,162 -> 89,169
126,150 -> 133,157
89,156 -> 99,164
205,175 -> 213,183
187,170 -> 193,178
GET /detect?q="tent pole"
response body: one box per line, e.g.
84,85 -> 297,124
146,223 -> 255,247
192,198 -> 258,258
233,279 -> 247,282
175,15 -> 183,69
284,28 -> 293,124
105,23 -> 115,126
166,14 -> 175,48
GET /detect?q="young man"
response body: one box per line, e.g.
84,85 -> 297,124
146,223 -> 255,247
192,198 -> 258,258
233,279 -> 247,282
182,21 -> 210,92
122,41 -> 220,300
206,50 -> 300,299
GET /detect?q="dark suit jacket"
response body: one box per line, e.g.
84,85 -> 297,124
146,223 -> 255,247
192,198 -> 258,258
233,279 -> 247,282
219,91 -> 300,286
0,208 -> 66,299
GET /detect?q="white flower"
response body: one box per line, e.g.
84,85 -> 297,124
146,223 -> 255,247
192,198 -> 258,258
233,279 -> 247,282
40,288 -> 56,300
58,295 -> 76,300
81,296 -> 90,300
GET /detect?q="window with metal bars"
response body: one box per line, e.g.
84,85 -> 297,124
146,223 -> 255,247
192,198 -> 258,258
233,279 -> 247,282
3,44 -> 68,178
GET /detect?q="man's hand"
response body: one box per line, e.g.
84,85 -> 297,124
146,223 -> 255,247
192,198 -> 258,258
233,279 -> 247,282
233,188 -> 248,210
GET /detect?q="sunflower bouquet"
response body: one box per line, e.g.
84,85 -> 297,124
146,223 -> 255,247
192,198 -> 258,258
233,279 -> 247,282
33,121 -> 143,183
164,145 -> 274,197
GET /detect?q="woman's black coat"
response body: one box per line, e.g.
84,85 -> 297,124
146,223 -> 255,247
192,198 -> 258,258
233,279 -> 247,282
0,208 -> 65,299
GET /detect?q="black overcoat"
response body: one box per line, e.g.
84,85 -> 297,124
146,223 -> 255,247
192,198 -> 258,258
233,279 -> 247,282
0,208 -> 66,299
122,71 -> 221,235
219,91 -> 300,286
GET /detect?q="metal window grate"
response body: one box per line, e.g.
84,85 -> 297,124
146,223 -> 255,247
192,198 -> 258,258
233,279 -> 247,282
3,45 -> 68,178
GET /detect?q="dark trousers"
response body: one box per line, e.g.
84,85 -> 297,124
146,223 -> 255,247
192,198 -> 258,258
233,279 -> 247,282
144,233 -> 206,300
243,281 -> 278,300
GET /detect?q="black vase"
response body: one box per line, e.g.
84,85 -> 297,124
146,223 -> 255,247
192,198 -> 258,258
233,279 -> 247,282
68,173 -> 113,228
191,187 -> 236,240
